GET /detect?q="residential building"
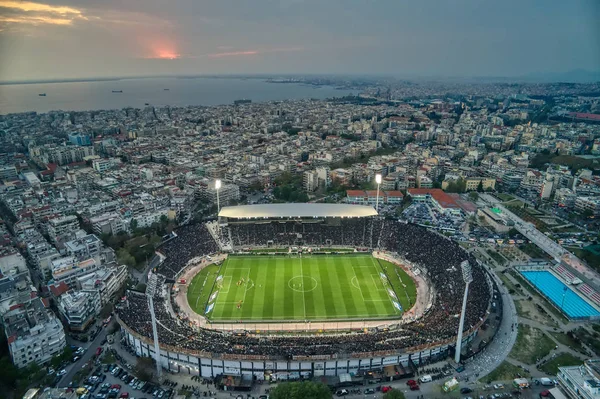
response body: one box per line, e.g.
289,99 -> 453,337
303,170 -> 319,192
47,215 -> 80,244
0,165 -> 18,181
89,213 -> 126,235
2,297 -> 66,368
557,359 -> 600,399
555,188 -> 576,209
575,197 -> 600,216
51,257 -> 99,288
78,264 -> 128,305
57,290 -> 101,332
64,234 -> 103,263
0,250 -> 28,278
465,177 -> 496,192
198,180 -> 240,205
68,133 -> 92,146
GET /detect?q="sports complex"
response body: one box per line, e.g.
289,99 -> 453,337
116,203 -> 495,380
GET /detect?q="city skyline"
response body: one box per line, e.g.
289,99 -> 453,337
1,0 -> 600,82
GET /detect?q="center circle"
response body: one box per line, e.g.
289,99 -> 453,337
288,276 -> 318,292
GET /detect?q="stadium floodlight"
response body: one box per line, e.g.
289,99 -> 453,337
145,273 -> 162,381
215,179 -> 222,239
375,174 -> 382,213
455,260 -> 473,364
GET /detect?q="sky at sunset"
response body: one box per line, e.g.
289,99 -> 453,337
0,0 -> 599,81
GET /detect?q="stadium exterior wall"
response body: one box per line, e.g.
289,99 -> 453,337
117,317 -> 478,378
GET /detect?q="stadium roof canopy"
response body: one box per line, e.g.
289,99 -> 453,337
219,203 -> 377,219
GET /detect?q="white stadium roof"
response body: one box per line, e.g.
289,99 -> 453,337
219,203 -> 377,219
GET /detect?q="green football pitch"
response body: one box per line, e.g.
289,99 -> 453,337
187,255 -> 417,322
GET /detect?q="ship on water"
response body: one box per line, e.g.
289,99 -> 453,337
112,90 -> 123,93
38,93 -> 46,96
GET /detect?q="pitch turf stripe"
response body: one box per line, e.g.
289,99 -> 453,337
303,260 -> 318,318
316,258 -> 333,318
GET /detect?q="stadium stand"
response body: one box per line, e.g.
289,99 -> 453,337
117,216 -> 491,359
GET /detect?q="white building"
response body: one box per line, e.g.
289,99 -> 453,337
78,264 -> 128,305
64,234 -> 102,263
0,250 -> 28,278
51,257 -> 99,288
2,297 -> 66,368
47,215 -> 80,244
90,213 -> 126,235
557,359 -> 600,399
57,290 -> 101,332
303,170 -> 319,192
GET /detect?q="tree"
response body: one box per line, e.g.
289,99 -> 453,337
383,391 -> 406,399
468,192 -> 479,202
117,248 -> 136,268
270,381 -> 331,399
134,357 -> 154,382
130,219 -> 138,232
476,180 -> 484,193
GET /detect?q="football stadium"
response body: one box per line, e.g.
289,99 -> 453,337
116,203 -> 494,379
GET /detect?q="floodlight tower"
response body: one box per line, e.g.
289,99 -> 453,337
146,273 -> 163,381
215,179 -> 222,238
215,179 -> 222,214
375,174 -> 382,213
455,260 -> 473,364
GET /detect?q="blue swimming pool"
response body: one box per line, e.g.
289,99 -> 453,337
521,270 -> 600,319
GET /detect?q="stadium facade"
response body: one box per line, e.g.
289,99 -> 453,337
116,203 -> 494,378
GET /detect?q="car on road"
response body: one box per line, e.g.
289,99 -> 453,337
461,387 -> 473,394
57,369 -> 67,377
363,388 -> 375,394
335,389 -> 348,397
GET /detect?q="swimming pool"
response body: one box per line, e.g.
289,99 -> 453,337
521,270 -> 600,319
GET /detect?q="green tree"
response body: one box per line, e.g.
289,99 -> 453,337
117,248 -> 136,268
468,191 -> 479,202
134,357 -> 154,382
270,381 -> 331,399
130,219 -> 138,232
477,180 -> 484,193
383,390 -> 406,399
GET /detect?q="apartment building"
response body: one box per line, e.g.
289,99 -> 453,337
465,177 -> 496,191
51,257 -> 99,288
57,290 -> 101,332
78,264 -> 128,306
557,359 -> 600,399
64,234 -> 102,262
90,213 -> 126,235
47,215 -> 80,244
575,197 -> 600,216
2,297 -> 66,368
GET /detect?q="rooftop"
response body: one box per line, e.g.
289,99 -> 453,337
219,203 -> 378,219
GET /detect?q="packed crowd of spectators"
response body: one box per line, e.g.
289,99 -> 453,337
155,224 -> 219,279
117,219 -> 491,359
228,219 -> 383,248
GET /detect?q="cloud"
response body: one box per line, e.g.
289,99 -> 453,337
0,15 -> 73,25
0,0 -> 81,15
0,0 -> 85,25
207,47 -> 304,59
208,50 -> 258,58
